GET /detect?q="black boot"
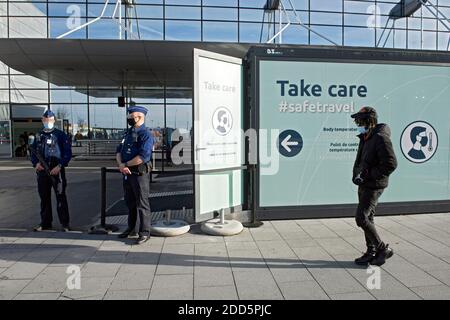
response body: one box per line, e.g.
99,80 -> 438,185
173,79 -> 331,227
355,247 -> 376,266
370,244 -> 394,266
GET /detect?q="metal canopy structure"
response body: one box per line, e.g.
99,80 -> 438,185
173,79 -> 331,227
0,39 -> 251,88
377,0 -> 450,49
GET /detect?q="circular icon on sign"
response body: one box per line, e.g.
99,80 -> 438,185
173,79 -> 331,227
400,121 -> 438,164
212,107 -> 233,136
278,130 -> 303,157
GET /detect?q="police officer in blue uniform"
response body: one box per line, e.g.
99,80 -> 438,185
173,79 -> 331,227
116,106 -> 154,245
31,110 -> 72,232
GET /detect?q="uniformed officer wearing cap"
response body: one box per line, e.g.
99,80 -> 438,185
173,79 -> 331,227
351,106 -> 397,266
116,106 -> 154,245
31,110 -> 72,232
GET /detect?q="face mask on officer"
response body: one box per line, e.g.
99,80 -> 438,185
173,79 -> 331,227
127,114 -> 142,127
42,118 -> 55,130
127,117 -> 136,127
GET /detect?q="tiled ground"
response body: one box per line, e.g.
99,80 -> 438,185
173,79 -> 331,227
1,213 -> 450,300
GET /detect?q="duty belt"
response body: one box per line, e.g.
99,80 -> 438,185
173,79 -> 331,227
128,163 -> 151,175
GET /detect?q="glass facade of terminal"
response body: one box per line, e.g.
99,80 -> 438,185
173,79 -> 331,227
0,0 -> 449,157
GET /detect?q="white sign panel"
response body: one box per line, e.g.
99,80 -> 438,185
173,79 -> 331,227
193,49 -> 243,221
195,50 -> 243,171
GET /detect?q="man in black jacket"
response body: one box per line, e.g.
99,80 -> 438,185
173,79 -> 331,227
351,107 -> 397,266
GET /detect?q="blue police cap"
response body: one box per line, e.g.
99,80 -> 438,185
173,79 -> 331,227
127,106 -> 148,116
42,109 -> 55,118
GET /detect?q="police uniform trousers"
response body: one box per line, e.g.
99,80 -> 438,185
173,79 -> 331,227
37,167 -> 70,228
355,186 -> 384,250
123,172 -> 151,236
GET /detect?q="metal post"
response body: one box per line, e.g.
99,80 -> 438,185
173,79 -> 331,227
279,5 -> 283,44
219,208 -> 225,225
100,166 -> 107,227
243,164 -> 263,228
119,0 -> 122,39
166,209 -> 172,225
89,167 -> 120,234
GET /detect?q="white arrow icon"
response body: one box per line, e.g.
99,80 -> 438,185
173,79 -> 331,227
281,134 -> 299,153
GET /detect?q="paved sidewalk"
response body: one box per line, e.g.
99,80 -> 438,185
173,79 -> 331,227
1,213 -> 450,300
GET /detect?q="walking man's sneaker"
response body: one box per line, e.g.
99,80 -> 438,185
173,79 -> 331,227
33,225 -> 51,232
61,226 -> 71,232
355,248 -> 376,266
135,235 -> 150,245
118,229 -> 138,239
370,244 -> 394,266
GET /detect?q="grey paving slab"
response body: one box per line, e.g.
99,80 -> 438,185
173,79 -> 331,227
1,261 -> 48,280
270,221 -> 305,234
0,279 -> 31,300
1,213 -> 450,300
156,254 -> 194,275
108,265 -> 156,291
22,247 -> 66,262
294,219 -> 324,226
0,250 -> 32,268
345,268 -> 422,300
249,229 -> 283,242
194,266 -> 235,287
233,270 -> 283,300
425,268 -> 450,286
256,241 -> 298,259
315,238 -> 361,256
21,266 -> 69,294
14,292 -> 62,300
278,281 -> 329,300
104,289 -> 150,300
395,248 -> 450,272
149,274 -> 193,300
279,231 -> 314,240
60,277 -> 114,300
124,248 -> 162,265
194,285 -> 238,300
81,260 -> 123,278
269,266 -> 314,283
410,285 -> 450,300
381,255 -> 443,288
225,241 -> 258,251
408,239 -> 450,258
223,228 -> 255,242
195,243 -> 228,258
330,291 -> 375,300
291,246 -> 339,266
190,233 -> 226,244
284,238 -> 321,249
307,268 -> 368,295
162,243 -> 195,255
227,250 -> 267,271
442,256 -> 450,264
300,225 -> 339,239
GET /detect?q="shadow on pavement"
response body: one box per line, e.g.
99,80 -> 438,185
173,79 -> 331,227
0,229 -> 368,271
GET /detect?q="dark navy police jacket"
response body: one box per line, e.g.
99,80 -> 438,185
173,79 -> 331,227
116,125 -> 154,163
31,128 -> 72,168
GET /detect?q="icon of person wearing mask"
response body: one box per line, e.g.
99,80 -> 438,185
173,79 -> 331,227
408,126 -> 429,160
216,110 -> 230,134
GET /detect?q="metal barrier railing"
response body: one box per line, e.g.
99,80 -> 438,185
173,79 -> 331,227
89,166 -> 194,234
72,140 -> 121,156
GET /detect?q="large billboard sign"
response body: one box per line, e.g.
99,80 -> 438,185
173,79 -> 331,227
250,47 -> 450,219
